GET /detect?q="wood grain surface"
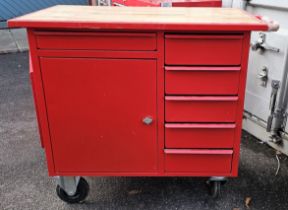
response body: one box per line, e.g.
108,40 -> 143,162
8,5 -> 268,31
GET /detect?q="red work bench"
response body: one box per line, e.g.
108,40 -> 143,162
8,6 -> 277,203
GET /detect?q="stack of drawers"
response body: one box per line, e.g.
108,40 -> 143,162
164,34 -> 244,174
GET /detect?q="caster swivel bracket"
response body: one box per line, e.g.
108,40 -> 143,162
56,176 -> 80,196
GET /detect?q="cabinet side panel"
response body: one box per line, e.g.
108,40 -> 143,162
27,29 -> 56,176
231,32 -> 251,177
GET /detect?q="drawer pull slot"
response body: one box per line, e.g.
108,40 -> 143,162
165,96 -> 239,102
165,35 -> 243,40
164,149 -> 233,155
35,32 -> 157,51
165,123 -> 236,148
165,66 -> 241,71
165,123 -> 236,129
35,31 -> 156,38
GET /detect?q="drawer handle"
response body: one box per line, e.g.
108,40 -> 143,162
165,123 -> 236,129
165,66 -> 241,71
165,96 -> 238,102
164,149 -> 233,155
35,31 -> 156,38
165,34 -> 243,40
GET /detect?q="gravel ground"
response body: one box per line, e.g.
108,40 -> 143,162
1,52 -> 288,210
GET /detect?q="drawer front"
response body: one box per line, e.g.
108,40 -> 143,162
165,96 -> 238,122
36,32 -> 157,51
165,34 -> 243,65
165,66 -> 240,95
165,123 -> 235,148
165,149 -> 232,173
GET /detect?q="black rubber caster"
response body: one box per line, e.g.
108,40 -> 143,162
56,177 -> 89,203
207,181 -> 221,198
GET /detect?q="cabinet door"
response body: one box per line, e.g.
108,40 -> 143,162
40,58 -> 157,173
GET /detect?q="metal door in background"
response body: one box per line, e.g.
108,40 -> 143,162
0,0 -> 88,28
226,0 -> 288,155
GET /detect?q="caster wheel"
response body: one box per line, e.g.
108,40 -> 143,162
207,181 -> 221,198
56,177 -> 89,203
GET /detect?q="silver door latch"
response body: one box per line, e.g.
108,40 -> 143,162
258,66 -> 268,87
267,80 -> 280,132
251,33 -> 280,53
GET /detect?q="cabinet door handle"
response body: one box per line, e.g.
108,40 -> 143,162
143,116 -> 153,125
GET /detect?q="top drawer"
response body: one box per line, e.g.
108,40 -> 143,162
35,32 -> 157,51
165,34 -> 243,65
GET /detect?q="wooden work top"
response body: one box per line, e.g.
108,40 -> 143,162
8,5 -> 268,31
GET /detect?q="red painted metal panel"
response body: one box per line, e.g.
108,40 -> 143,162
165,66 -> 241,95
112,0 -> 222,7
36,49 -> 158,59
165,123 -> 236,148
29,57 -> 44,148
27,29 -> 56,175
156,32 -> 166,175
231,32 -> 251,177
171,0 -> 222,7
40,58 -> 158,173
26,28 -> 253,177
113,0 -> 156,6
165,96 -> 238,122
165,150 -> 232,173
36,32 -> 157,51
54,171 -> 231,177
165,34 -> 243,65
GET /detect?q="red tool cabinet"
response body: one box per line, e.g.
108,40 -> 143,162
9,5 -> 276,202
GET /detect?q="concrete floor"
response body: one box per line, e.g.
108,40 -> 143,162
1,52 -> 288,210
0,29 -> 28,54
